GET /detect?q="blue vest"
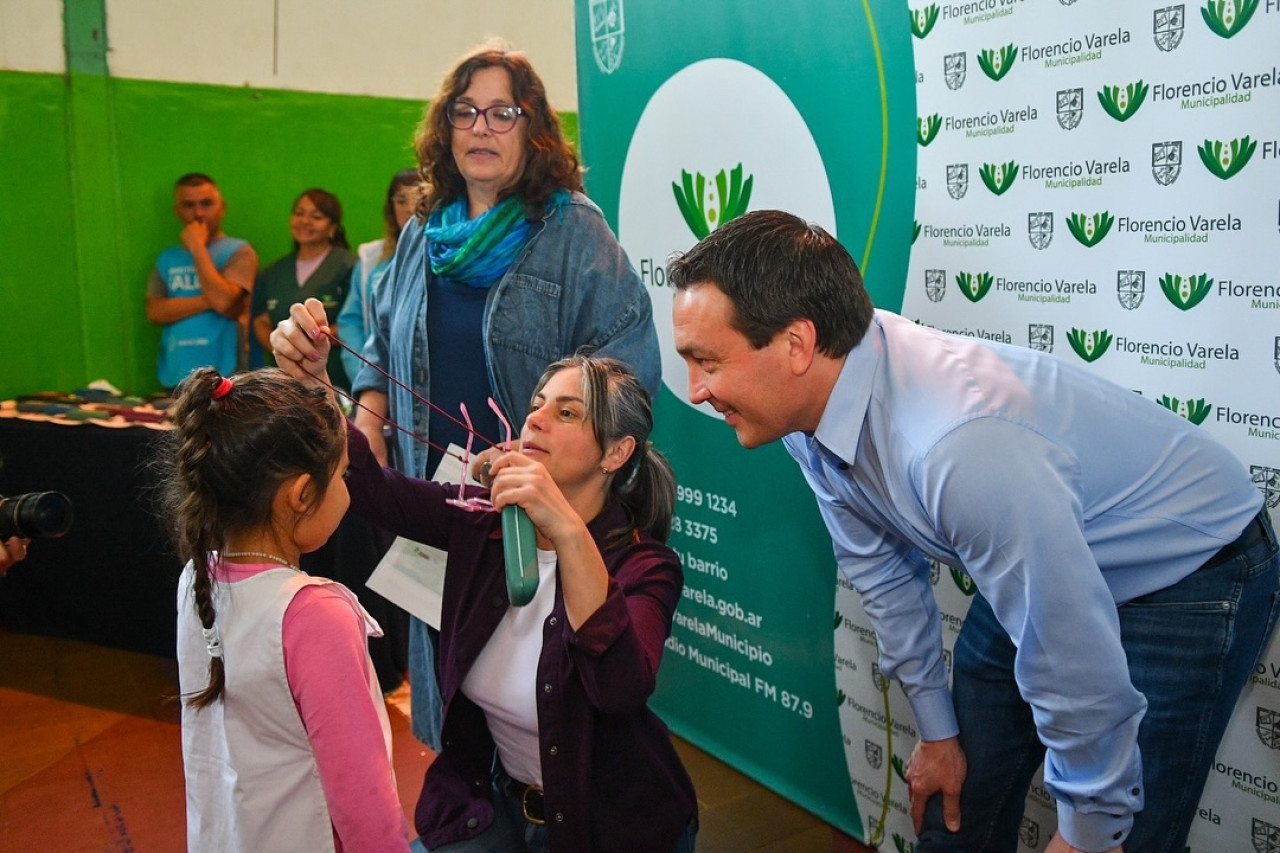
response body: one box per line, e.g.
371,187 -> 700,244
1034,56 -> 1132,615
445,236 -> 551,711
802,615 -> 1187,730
155,237 -> 248,388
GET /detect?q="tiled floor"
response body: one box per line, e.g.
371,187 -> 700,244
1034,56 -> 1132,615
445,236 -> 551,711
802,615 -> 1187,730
0,629 -> 874,852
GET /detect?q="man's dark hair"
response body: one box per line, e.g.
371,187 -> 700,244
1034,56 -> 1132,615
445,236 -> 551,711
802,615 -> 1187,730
667,209 -> 874,357
175,172 -> 217,189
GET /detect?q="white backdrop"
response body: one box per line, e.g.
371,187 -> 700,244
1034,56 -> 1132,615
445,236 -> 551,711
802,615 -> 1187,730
838,3 -> 1280,850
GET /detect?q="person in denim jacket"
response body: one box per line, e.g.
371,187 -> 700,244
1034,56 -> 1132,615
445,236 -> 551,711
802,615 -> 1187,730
283,42 -> 661,756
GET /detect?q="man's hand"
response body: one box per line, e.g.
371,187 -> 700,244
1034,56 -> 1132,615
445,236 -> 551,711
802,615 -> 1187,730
1046,831 -> 1122,853
907,736 -> 966,834
180,220 -> 209,253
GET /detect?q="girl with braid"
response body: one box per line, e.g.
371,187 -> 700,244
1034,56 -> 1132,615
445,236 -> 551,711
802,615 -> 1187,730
156,367 -> 410,852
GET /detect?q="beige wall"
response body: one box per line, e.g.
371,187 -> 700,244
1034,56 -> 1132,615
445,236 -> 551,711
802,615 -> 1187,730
0,0 -> 580,109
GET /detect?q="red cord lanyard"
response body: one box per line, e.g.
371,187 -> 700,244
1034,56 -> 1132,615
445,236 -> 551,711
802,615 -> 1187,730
321,331 -> 516,510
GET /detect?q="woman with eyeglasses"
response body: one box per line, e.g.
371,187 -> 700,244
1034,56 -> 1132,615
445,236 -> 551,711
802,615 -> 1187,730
270,311 -> 697,851
329,41 -> 662,760
252,188 -> 357,389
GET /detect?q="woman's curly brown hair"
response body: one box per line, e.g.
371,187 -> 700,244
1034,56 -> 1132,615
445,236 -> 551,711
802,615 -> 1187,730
414,42 -> 583,220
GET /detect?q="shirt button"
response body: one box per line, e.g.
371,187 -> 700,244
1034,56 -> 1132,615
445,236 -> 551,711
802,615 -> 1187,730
549,745 -> 558,755
543,683 -> 553,693
549,616 -> 557,626
467,817 -> 479,829
1112,832 -> 1122,840
837,462 -> 849,470
554,812 -> 565,823
1131,787 -> 1140,796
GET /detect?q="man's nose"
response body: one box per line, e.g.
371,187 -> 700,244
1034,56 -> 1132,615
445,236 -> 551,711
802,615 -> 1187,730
686,370 -> 710,404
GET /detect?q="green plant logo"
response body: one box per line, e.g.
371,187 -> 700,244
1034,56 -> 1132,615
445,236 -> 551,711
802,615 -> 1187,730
891,754 -> 908,783
949,567 -> 978,595
1159,273 -> 1214,310
978,44 -> 1018,81
956,271 -> 994,303
671,163 -> 754,240
918,113 -> 942,146
1157,396 -> 1212,424
836,688 -> 846,706
833,610 -> 843,630
1067,328 -> 1113,362
893,834 -> 916,853
910,4 -> 939,38
1197,136 -> 1257,179
1201,0 -> 1258,38
912,220 -> 921,244
979,160 -> 1018,195
1066,211 -> 1115,247
1098,80 -> 1149,122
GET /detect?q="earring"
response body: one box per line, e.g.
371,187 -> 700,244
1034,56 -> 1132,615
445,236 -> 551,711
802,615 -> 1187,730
601,466 -> 611,474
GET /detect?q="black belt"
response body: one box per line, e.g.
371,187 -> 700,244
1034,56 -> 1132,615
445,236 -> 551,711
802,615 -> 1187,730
1203,511 -> 1273,570
500,773 -> 545,825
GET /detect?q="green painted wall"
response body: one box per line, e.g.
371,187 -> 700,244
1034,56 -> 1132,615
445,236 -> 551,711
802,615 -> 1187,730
0,69 -> 578,399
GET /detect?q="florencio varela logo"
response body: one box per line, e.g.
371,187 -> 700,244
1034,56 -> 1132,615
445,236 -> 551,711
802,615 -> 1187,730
1201,0 -> 1258,38
978,44 -> 1018,81
1198,136 -> 1257,180
950,567 -> 978,596
1160,273 -> 1213,310
1068,328 -> 1113,362
910,4 -> 939,38
1157,395 -> 1212,424
956,271 -> 993,303
1117,270 -> 1146,309
944,52 -> 966,90
671,163 -> 754,240
980,161 -> 1017,195
918,114 -> 941,146
1098,81 -> 1149,122
1153,5 -> 1186,51
589,0 -> 624,74
1067,211 -> 1114,247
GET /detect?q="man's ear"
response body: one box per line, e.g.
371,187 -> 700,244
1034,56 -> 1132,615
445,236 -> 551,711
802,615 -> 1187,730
783,318 -> 820,375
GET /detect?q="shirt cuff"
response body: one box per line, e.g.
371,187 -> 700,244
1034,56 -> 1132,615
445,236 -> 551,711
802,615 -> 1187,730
1056,802 -> 1132,853
908,687 -> 959,742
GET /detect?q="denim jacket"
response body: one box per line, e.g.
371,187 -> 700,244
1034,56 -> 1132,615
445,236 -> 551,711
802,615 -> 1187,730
353,192 -> 662,479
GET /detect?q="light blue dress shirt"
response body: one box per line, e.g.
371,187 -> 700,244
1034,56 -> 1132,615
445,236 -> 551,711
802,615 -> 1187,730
784,310 -> 1260,838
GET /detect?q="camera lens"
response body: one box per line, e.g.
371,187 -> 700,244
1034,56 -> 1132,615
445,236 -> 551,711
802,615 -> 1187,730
0,492 -> 74,540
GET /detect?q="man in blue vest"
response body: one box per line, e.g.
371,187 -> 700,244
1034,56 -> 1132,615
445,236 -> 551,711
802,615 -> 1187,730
146,173 -> 258,390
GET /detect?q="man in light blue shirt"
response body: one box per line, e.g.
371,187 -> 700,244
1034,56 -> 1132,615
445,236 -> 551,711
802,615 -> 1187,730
669,210 -> 1278,853
146,173 -> 258,390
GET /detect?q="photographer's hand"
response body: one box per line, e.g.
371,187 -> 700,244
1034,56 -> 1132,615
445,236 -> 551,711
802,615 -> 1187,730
0,536 -> 30,576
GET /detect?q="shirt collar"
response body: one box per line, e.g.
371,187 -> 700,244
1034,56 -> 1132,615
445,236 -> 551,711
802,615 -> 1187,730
810,311 -> 884,464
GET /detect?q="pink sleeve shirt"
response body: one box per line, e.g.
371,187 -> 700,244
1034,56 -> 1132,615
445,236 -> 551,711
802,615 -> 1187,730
219,562 -> 409,851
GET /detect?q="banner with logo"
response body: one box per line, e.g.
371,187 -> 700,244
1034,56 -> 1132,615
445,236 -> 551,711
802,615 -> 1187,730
578,0 -> 1277,848
575,0 -> 917,838
900,1 -> 1280,850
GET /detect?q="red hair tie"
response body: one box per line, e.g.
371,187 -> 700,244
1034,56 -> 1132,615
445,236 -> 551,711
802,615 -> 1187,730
211,377 -> 234,400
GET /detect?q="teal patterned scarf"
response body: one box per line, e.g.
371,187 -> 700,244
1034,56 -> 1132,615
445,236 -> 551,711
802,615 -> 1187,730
425,195 -> 531,288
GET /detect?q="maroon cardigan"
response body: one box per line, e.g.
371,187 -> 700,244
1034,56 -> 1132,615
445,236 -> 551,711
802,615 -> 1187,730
345,426 -> 698,852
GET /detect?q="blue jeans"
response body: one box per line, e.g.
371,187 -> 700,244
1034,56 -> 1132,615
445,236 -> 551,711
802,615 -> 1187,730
919,512 -> 1280,853
408,615 -> 444,750
412,781 -> 698,853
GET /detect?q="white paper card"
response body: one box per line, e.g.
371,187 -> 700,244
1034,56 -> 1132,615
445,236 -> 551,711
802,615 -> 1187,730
364,444 -> 481,629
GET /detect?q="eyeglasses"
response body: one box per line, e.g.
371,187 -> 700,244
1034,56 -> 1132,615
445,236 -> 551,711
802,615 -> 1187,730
446,398 -> 517,513
446,101 -> 525,133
